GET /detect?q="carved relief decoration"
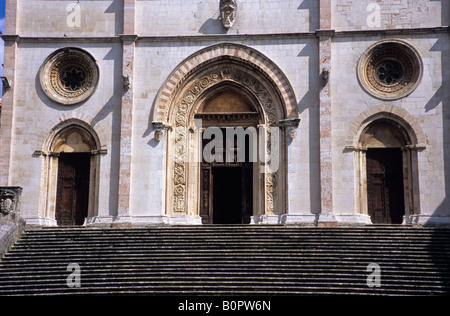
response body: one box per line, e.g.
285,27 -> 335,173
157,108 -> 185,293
0,187 -> 22,215
40,47 -> 100,105
358,40 -> 423,100
170,67 -> 279,214
220,0 -> 237,28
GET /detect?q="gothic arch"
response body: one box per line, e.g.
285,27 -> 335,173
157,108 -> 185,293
153,43 -> 299,222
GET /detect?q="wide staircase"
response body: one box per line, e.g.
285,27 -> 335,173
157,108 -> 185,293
0,226 -> 449,295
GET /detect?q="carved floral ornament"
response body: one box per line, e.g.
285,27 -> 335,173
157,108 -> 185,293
39,47 -> 100,105
168,67 -> 281,214
357,40 -> 423,100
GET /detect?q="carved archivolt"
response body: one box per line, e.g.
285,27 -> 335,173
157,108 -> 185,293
39,47 -> 99,105
154,43 -> 298,124
170,67 -> 280,214
154,43 -> 299,218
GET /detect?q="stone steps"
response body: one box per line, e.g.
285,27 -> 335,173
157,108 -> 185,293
0,226 -> 449,295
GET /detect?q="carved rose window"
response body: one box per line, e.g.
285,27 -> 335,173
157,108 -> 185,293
61,67 -> 86,91
39,48 -> 99,105
376,60 -> 402,85
358,40 -> 423,100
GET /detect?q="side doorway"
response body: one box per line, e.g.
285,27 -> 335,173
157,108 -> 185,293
357,119 -> 418,225
40,124 -> 101,226
366,148 -> 405,224
55,153 -> 91,226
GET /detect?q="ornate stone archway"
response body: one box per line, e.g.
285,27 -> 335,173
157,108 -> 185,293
346,106 -> 426,224
35,119 -> 104,226
153,43 -> 299,223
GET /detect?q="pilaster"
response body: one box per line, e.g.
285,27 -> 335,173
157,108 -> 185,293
117,0 -> 136,219
0,0 -> 19,186
317,0 -> 336,225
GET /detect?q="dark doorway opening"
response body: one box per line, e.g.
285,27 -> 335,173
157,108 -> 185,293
213,167 -> 242,224
366,148 -> 405,224
200,127 -> 254,224
55,153 -> 90,226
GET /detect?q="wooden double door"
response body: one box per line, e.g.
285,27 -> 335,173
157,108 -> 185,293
200,128 -> 253,224
55,153 -> 90,226
366,148 -> 405,224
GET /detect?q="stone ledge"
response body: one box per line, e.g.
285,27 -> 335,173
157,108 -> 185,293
0,214 -> 26,261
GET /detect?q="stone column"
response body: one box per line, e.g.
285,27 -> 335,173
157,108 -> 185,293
316,0 -> 337,226
117,0 -> 137,223
0,0 -> 19,186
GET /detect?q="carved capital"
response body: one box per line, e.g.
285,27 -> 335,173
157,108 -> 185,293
152,121 -> 172,131
279,118 -> 300,128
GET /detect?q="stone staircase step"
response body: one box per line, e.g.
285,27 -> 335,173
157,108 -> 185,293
1,226 -> 449,295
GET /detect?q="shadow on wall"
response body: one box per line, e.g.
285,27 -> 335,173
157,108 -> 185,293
105,0 -> 124,36
297,40 -> 321,216
424,4 -> 450,293
92,46 -> 123,218
298,0 -> 319,32
199,18 -> 229,35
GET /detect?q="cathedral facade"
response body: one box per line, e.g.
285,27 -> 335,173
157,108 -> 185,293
1,0 -> 450,227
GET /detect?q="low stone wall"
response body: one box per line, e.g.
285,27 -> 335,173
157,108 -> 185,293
0,214 -> 25,260
0,187 -> 25,260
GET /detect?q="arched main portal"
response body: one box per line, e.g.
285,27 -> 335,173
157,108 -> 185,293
153,43 -> 299,224
196,86 -> 261,224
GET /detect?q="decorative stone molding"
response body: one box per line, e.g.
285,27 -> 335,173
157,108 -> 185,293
287,128 -> 297,141
219,0 -> 237,29
154,43 -> 298,219
357,39 -> 423,100
0,187 -> 22,215
320,68 -> 330,84
346,105 -> 428,149
279,118 -> 301,128
39,47 -> 100,105
122,75 -> 131,92
152,121 -> 172,131
154,43 -> 298,124
279,118 -> 300,141
169,67 -> 281,214
35,115 -> 109,157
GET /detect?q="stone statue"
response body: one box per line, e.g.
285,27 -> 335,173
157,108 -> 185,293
220,0 -> 237,29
